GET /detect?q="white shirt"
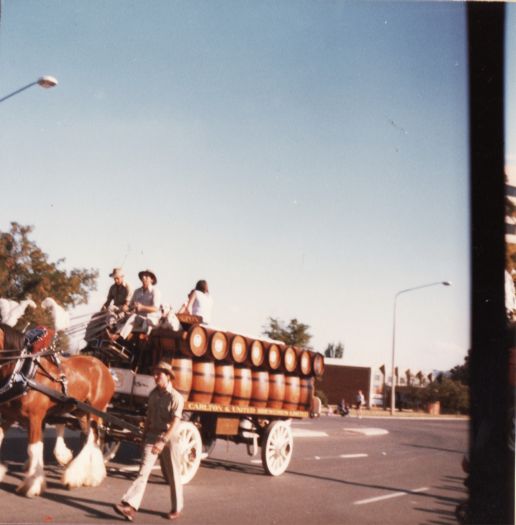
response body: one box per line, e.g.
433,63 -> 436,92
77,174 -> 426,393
191,290 -> 213,324
132,284 -> 161,323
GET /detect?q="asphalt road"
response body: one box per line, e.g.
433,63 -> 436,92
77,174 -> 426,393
0,415 -> 468,524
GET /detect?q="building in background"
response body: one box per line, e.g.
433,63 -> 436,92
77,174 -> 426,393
318,358 -> 435,409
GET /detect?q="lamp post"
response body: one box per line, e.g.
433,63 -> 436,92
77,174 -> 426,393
390,281 -> 451,416
0,76 -> 58,104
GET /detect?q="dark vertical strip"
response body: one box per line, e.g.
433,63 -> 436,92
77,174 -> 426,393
468,4 -> 513,524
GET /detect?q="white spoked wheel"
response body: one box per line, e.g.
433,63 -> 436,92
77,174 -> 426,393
261,420 -> 293,476
177,421 -> 203,485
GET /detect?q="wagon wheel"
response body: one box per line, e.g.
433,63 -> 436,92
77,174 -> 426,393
260,420 -> 293,476
176,421 -> 203,484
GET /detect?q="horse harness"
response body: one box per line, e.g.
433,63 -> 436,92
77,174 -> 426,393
0,326 -> 143,435
0,326 -> 68,405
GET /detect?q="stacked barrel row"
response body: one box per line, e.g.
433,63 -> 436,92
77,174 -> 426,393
150,326 -> 324,412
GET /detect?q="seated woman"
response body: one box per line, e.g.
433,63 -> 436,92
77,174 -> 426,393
178,280 -> 213,324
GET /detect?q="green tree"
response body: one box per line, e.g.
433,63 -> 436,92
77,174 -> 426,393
0,222 -> 98,331
262,317 -> 312,347
449,350 -> 470,385
324,341 -> 344,358
421,376 -> 469,414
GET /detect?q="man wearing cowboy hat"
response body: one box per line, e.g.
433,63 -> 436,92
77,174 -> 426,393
119,269 -> 162,339
102,268 -> 133,311
114,361 -> 184,521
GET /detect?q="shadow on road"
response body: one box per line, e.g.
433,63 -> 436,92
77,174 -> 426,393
0,458 -> 168,523
404,443 -> 465,454
204,457 -> 465,508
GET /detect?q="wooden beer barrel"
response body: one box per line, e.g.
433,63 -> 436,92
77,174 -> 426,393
232,366 -> 252,407
149,328 -> 179,353
312,352 -> 325,377
212,363 -> 234,405
250,370 -> 269,408
190,359 -> 215,403
171,356 -> 192,401
283,346 -> 297,373
298,377 -> 314,410
283,375 -> 301,410
209,330 -> 228,361
182,325 -> 208,357
249,339 -> 264,368
267,343 -> 281,371
298,349 -> 312,376
229,334 -> 248,364
267,372 -> 285,409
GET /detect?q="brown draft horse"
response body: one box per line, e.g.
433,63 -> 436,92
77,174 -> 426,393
0,323 -> 115,497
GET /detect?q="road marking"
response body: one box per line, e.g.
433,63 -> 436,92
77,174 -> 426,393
307,453 -> 368,460
292,429 -> 328,438
250,459 -> 261,464
354,487 -> 430,505
343,427 -> 388,436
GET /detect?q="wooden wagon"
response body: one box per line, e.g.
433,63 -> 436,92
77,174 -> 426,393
84,315 -> 325,483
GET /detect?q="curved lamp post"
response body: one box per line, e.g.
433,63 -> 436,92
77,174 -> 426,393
390,280 -> 451,416
0,75 -> 58,104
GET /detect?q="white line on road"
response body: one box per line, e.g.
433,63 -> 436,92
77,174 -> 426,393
343,427 -> 389,436
354,487 -> 430,505
305,453 -> 368,460
292,429 -> 329,438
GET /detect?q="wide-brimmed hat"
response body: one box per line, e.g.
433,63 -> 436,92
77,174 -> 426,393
153,361 -> 175,379
138,269 -> 157,284
109,267 -> 124,278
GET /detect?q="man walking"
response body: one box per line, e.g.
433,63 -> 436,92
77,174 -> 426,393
114,361 -> 184,521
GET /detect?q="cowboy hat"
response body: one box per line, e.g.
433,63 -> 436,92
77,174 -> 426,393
109,267 -> 124,278
138,269 -> 157,284
153,361 -> 175,379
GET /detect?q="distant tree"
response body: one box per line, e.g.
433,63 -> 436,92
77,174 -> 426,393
324,341 -> 344,359
449,350 -> 470,385
422,377 -> 469,414
262,317 -> 312,347
0,222 -> 98,331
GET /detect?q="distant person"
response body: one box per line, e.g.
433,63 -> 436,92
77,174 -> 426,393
178,280 -> 213,324
120,270 -> 161,339
103,268 -> 133,312
355,390 -> 365,418
114,361 -> 184,521
338,398 -> 349,417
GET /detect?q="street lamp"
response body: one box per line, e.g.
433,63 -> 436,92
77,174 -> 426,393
390,280 -> 451,416
0,75 -> 58,104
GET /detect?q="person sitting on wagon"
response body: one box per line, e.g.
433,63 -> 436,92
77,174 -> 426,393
178,279 -> 213,324
103,267 -> 133,312
119,269 -> 161,339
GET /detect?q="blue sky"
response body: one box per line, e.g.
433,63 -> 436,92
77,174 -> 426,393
0,1 -> 484,372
